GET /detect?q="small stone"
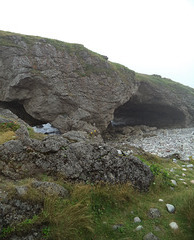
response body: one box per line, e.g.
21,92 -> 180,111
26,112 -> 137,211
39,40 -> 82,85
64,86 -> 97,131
171,180 -> 177,186
31,181 -> 69,198
117,150 -> 122,155
134,217 -> 141,223
154,226 -> 161,232
190,180 -> 194,184
112,224 -> 123,230
143,232 -> 159,240
166,204 -> 175,213
136,225 -> 143,231
172,159 -> 177,163
15,186 -> 28,196
148,208 -> 161,218
183,182 -> 187,185
187,164 -> 193,168
158,199 -> 164,202
169,222 -> 178,230
182,173 -> 186,176
179,178 -> 184,181
170,168 -> 174,172
182,168 -> 187,171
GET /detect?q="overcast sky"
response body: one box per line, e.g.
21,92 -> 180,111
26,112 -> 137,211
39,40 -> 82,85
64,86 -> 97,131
1,0 -> 194,88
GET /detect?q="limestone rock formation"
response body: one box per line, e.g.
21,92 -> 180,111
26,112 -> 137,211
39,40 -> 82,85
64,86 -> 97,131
1,30 -> 194,133
0,31 -> 136,133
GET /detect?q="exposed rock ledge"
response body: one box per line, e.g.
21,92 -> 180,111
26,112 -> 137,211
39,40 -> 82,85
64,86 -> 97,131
1,31 -> 194,133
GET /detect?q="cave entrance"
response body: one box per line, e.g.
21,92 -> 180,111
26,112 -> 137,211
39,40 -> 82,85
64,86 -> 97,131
112,100 -> 186,128
0,101 -> 45,126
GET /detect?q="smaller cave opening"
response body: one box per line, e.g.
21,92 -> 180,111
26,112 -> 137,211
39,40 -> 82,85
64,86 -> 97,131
112,101 -> 186,129
0,101 -> 45,126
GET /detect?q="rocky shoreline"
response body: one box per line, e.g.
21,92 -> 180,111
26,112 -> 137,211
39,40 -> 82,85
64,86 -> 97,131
127,127 -> 194,161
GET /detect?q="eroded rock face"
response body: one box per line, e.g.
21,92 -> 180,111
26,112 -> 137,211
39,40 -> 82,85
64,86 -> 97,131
1,31 -> 194,132
0,32 -> 136,132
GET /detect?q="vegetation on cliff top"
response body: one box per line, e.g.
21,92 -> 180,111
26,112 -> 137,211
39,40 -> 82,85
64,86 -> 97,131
135,72 -> 194,95
1,30 -> 193,96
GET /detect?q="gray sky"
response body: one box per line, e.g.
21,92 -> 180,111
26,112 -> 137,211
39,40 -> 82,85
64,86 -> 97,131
1,0 -> 194,88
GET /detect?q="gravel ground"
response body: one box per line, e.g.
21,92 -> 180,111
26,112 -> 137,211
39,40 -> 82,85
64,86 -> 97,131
128,128 -> 194,160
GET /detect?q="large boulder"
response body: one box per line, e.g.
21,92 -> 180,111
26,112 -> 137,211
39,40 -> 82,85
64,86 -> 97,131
0,135 -> 154,191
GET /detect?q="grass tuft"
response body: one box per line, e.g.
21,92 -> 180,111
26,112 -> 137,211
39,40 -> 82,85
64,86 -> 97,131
0,131 -> 16,144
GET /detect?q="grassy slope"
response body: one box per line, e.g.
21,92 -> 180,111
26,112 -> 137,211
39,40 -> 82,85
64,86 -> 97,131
135,72 -> 194,96
1,156 -> 194,240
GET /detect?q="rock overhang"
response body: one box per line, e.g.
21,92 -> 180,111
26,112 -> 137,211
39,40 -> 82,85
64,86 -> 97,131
0,30 -> 194,133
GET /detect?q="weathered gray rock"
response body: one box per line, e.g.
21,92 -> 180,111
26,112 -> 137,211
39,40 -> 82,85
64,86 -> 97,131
112,224 -> 124,230
143,232 -> 160,240
0,31 -> 136,133
148,208 -> 161,219
0,135 -> 154,191
0,194 -> 41,229
31,181 -> 69,198
15,186 -> 28,196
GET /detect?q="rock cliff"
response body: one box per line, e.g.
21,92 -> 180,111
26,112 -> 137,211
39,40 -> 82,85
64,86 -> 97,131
0,31 -> 136,133
0,30 -> 194,132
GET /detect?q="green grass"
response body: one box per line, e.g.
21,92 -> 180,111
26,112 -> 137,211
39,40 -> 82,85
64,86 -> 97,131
0,121 -> 20,144
1,155 -> 194,240
135,72 -> 194,96
27,127 -> 45,140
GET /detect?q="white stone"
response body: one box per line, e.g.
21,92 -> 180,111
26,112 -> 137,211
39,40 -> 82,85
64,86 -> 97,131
179,179 -> 184,181
117,150 -> 122,155
134,217 -> 141,223
135,225 -> 143,231
187,164 -> 194,168
159,199 -> 164,202
190,180 -> 194,184
169,222 -> 178,230
182,168 -> 187,171
166,204 -> 175,213
171,180 -> 177,186
182,173 -> 186,176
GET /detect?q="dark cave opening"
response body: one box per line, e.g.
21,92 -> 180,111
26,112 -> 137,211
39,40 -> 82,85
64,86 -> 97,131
113,101 -> 186,128
0,101 -> 45,126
